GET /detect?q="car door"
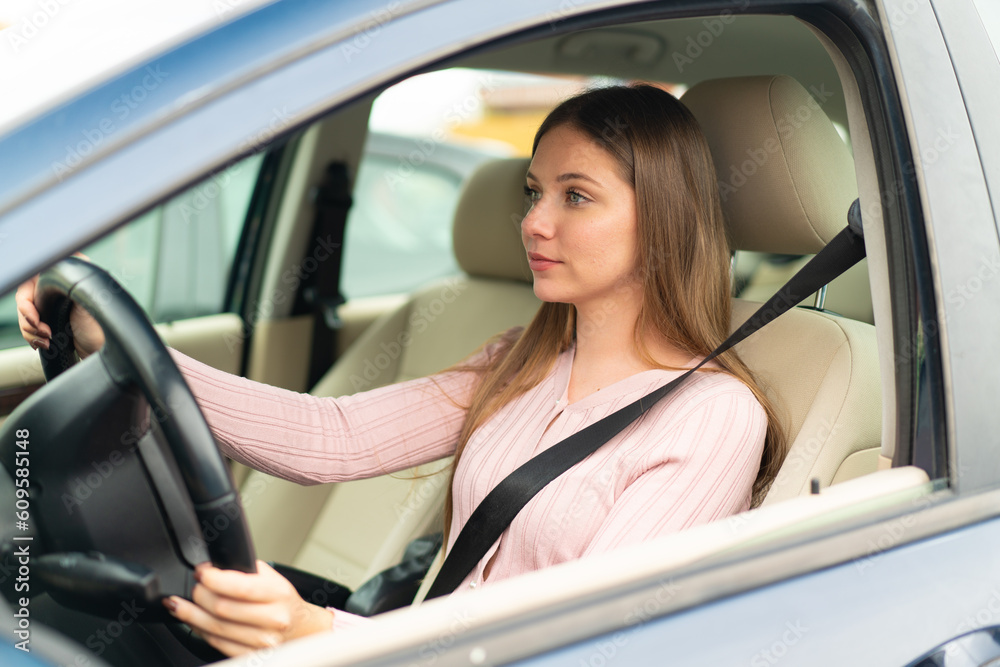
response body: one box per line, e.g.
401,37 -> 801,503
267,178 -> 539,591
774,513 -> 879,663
0,0 -> 996,665
0,152 -> 275,430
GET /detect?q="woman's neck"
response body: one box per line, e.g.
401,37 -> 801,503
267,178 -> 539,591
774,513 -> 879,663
569,294 -> 692,404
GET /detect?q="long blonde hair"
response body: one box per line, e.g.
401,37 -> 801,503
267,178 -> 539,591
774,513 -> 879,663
442,84 -> 785,541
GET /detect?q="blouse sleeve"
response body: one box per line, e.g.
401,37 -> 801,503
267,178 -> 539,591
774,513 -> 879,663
167,347 -> 489,486
581,383 -> 768,556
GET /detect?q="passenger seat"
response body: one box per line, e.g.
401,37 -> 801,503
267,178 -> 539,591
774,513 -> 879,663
681,74 -> 882,502
241,158 -> 540,589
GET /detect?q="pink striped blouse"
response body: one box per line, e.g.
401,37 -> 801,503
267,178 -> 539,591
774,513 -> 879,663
168,338 -> 767,632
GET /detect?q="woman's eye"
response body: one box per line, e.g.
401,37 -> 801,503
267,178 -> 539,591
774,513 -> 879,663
567,190 -> 586,204
523,186 -> 540,202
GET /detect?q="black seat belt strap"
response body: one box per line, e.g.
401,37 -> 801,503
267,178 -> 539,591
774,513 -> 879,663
300,162 -> 352,389
425,213 -> 865,600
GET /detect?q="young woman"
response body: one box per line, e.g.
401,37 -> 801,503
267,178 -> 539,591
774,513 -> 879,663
17,84 -> 784,657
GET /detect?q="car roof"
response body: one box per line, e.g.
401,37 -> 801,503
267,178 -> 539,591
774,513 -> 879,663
0,0 -> 279,133
0,0 -> 846,296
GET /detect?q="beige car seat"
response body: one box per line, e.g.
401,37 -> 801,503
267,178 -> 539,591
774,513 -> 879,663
411,75 -> 885,601
241,158 -> 540,588
246,74 -> 880,595
681,74 -> 881,503
737,253 -> 874,324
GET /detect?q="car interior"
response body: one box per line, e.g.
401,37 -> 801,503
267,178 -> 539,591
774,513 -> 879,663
215,14 -> 937,595
0,6 -> 946,665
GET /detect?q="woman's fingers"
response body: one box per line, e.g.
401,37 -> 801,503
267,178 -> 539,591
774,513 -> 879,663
165,595 -> 281,651
191,580 -> 294,632
15,270 -> 105,357
15,277 -> 50,348
196,562 -> 295,604
162,560 -> 333,657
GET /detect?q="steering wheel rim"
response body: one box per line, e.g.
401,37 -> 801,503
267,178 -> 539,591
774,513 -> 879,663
34,256 -> 257,574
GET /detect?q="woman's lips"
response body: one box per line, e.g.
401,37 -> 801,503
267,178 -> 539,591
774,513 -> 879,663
527,252 -> 560,271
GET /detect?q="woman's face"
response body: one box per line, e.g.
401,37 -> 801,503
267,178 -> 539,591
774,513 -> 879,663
522,124 -> 640,310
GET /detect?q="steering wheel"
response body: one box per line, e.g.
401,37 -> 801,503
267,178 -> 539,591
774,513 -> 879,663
24,257 -> 256,610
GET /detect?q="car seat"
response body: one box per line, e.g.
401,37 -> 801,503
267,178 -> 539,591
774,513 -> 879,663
245,73 -> 881,593
241,158 -> 541,588
681,74 -> 881,503
409,76 -> 885,601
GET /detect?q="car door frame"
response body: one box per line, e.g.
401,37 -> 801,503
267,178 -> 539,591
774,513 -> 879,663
0,0 -> 995,663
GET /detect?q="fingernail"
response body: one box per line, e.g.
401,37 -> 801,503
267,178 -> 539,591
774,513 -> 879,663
29,340 -> 40,350
162,597 -> 178,612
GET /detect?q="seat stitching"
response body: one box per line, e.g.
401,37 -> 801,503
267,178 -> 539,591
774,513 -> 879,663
767,75 -> 828,248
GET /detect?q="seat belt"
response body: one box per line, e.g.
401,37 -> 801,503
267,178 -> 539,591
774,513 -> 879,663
299,162 -> 352,389
425,204 -> 866,600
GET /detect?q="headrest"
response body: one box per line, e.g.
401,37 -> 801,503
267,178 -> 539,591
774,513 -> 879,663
681,75 -> 857,254
453,158 -> 533,283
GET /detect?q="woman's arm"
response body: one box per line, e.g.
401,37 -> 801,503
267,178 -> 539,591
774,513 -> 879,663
169,347 -> 483,485
159,341 -> 513,652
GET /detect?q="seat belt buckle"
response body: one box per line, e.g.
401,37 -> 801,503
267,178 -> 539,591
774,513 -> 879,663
303,288 -> 345,330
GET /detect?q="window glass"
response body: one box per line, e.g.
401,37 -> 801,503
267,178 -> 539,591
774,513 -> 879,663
341,68 -> 606,299
972,0 -> 1000,63
0,153 -> 263,350
341,153 -> 463,298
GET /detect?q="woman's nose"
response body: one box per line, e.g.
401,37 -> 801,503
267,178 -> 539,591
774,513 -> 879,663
520,200 -> 553,239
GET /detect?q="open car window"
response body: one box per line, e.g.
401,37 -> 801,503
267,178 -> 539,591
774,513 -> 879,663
3,0 -> 996,664
0,153 -> 263,350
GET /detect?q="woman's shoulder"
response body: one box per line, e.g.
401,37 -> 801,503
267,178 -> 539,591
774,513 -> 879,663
649,366 -> 765,423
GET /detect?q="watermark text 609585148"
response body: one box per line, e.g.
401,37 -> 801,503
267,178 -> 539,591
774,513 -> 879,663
12,428 -> 33,652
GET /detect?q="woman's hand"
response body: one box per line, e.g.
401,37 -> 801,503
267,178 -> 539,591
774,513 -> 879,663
15,259 -> 106,359
163,560 -> 335,657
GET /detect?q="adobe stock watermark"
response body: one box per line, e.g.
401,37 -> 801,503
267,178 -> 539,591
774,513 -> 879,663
83,598 -> 149,659
577,633 -> 629,667
951,588 -> 1000,645
749,620 -> 808,666
884,0 -> 926,31
853,494 -> 933,575
237,106 -> 294,156
717,84 -> 835,202
223,233 -> 341,353
59,448 -> 133,515
5,0 -> 73,54
81,397 -> 195,529
348,277 -> 468,391
299,562 -> 353,609
765,418 -> 840,496
411,609 -> 475,667
168,106 -> 291,225
623,577 -> 682,626
212,0 -> 248,19
385,73 -> 501,191
566,578 -> 682,667
340,1 -> 405,63
944,253 -> 1000,311
539,450 -> 646,546
50,65 -> 170,181
894,251 -> 1000,368
394,463 -> 451,521
671,0 -> 751,73
856,123 -> 960,232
